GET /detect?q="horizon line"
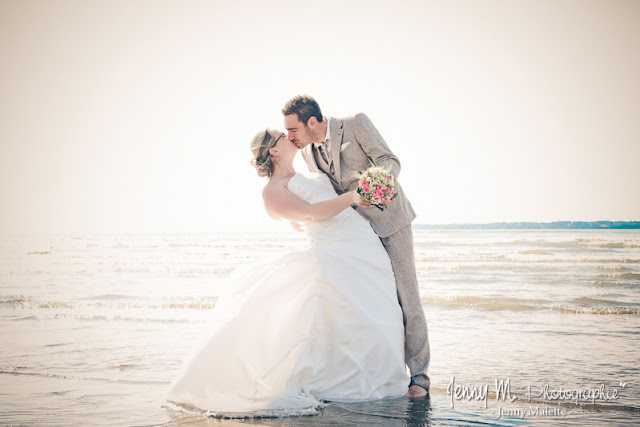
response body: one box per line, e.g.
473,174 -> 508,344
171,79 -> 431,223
2,220 -> 639,236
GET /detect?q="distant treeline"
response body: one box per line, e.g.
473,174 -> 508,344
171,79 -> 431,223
414,221 -> 640,230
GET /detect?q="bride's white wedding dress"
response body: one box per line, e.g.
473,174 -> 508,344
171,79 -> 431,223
166,171 -> 409,417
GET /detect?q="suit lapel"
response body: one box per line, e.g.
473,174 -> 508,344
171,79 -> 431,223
314,144 -> 329,168
329,117 -> 343,187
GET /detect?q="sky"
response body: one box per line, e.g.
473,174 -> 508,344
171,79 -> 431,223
1,0 -> 639,235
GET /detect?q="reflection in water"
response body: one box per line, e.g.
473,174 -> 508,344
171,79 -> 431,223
164,396 -> 433,427
270,396 -> 432,427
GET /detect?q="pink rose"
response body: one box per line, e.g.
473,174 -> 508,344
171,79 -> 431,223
384,188 -> 389,193
373,196 -> 381,203
364,186 -> 370,193
359,179 -> 367,187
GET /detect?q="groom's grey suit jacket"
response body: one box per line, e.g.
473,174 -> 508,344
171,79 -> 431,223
301,113 -> 416,238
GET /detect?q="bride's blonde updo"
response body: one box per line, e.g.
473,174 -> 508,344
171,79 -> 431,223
250,129 -> 277,178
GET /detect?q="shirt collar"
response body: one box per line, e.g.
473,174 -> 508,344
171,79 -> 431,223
324,117 -> 331,144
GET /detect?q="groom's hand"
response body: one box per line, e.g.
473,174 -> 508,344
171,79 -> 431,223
290,221 -> 303,232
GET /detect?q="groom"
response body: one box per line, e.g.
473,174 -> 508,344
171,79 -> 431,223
282,95 -> 431,398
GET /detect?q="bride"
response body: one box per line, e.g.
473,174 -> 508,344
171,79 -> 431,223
165,128 -> 410,417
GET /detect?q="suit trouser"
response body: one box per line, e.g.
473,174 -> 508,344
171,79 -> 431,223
379,225 -> 431,390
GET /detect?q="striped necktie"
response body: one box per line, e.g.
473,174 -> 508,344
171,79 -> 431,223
318,143 -> 329,164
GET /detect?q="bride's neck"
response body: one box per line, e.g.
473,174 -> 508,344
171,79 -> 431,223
271,161 -> 296,179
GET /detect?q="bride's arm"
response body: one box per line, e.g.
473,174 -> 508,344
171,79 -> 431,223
262,185 -> 361,223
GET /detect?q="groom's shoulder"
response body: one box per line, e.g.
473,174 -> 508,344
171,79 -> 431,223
335,112 -> 372,128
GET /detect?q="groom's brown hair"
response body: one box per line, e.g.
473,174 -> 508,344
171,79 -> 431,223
282,95 -> 324,126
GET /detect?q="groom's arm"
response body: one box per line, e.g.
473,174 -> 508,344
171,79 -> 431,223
353,113 -> 402,178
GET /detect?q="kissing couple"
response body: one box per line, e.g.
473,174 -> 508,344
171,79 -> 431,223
166,95 -> 431,417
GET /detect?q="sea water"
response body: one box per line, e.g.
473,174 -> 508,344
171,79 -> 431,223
1,229 -> 639,425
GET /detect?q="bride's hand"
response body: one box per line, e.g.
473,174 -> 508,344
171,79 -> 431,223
351,190 -> 370,208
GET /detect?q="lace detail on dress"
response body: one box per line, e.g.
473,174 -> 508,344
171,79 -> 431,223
165,400 -> 326,419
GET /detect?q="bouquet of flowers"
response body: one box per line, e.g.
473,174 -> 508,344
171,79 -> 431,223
354,163 -> 398,211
